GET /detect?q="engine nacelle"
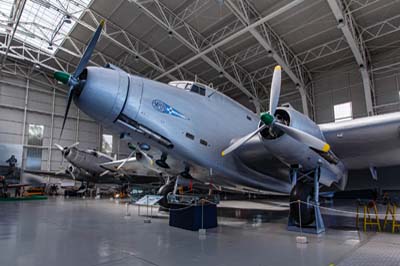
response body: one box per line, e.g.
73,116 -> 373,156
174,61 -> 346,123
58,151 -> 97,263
260,107 -> 347,188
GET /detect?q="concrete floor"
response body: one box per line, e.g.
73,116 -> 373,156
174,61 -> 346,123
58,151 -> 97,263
0,198 -> 398,266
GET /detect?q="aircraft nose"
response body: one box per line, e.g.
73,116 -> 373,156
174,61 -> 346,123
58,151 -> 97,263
74,67 -> 129,126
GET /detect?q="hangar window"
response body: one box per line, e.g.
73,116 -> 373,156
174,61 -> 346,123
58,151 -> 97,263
190,84 -> 206,96
101,134 -> 113,154
334,102 -> 353,122
26,124 -> 44,170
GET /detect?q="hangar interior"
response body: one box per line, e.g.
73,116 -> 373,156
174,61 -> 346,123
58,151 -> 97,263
1,0 -> 400,265
1,0 -> 400,178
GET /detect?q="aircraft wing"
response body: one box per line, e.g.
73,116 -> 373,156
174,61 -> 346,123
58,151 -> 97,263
23,169 -> 71,178
100,158 -> 162,175
320,112 -> 400,169
0,183 -> 30,188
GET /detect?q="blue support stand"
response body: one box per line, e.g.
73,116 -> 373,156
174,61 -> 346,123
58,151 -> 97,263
313,166 -> 325,234
288,166 -> 325,234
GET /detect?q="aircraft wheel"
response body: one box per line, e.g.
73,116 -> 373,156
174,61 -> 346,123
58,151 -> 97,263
289,182 -> 315,226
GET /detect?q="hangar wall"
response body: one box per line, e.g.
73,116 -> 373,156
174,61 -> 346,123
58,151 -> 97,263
313,51 -> 400,123
0,68 -> 101,172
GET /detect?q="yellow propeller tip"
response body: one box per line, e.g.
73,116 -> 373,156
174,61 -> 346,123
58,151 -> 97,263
274,65 -> 281,71
221,151 -> 225,157
100,19 -> 105,27
322,144 -> 330,152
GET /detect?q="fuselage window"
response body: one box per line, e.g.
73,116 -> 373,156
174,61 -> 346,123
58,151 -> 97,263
185,132 -> 195,140
246,115 -> 252,121
200,139 -> 208,146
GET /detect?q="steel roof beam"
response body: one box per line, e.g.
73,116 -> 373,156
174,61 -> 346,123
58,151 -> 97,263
149,0 -> 302,80
225,0 -> 311,116
130,0 -> 276,102
1,0 -> 27,67
326,0 -> 374,116
28,0 -> 201,82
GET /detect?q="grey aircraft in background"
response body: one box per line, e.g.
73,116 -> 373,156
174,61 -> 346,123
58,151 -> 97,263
26,142 -> 162,186
53,21 -> 400,225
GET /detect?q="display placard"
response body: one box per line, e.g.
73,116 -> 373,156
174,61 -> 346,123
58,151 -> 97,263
135,195 -> 163,206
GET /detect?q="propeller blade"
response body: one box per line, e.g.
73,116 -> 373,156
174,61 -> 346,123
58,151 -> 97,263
69,142 -> 79,149
136,146 -> 154,166
269,65 -> 282,115
55,169 -> 65,175
73,20 -> 105,78
274,122 -> 330,152
56,20 -> 104,139
99,170 -> 109,177
66,165 -> 76,180
59,85 -> 75,139
221,124 -> 267,156
116,150 -> 135,171
54,143 -> 64,151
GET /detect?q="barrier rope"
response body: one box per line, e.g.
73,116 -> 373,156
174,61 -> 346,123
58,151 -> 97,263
288,200 -> 400,217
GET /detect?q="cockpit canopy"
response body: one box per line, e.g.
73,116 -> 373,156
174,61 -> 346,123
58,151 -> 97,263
168,81 -> 213,96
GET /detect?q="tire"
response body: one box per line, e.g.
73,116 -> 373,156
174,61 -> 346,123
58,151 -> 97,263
289,182 -> 315,226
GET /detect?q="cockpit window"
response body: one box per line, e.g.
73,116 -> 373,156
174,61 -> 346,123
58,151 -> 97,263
190,84 -> 206,96
175,83 -> 188,89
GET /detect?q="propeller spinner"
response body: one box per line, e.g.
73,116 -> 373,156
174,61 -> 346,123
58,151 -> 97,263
54,20 -> 105,138
221,65 -> 330,157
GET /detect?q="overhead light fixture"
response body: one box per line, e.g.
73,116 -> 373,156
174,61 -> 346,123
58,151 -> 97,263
64,15 -> 72,24
34,64 -> 41,69
48,43 -> 53,50
337,18 -> 345,29
219,71 -> 224,78
267,50 -> 274,58
168,30 -> 173,38
135,55 -> 139,62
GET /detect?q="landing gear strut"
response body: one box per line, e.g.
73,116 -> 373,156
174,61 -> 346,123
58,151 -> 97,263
288,166 -> 325,234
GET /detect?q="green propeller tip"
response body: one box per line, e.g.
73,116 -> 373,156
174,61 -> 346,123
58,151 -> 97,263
54,71 -> 71,84
260,112 -> 274,125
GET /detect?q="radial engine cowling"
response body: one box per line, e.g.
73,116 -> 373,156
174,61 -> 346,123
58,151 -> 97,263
260,107 -> 347,188
74,66 -> 129,127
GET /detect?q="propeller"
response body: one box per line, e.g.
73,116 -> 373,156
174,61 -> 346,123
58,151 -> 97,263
221,65 -> 330,157
116,143 -> 154,171
55,142 -> 79,165
117,150 -> 136,171
54,20 -> 104,139
99,170 -> 110,177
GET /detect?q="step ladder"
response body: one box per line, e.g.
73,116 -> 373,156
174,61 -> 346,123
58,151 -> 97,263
356,199 -> 381,232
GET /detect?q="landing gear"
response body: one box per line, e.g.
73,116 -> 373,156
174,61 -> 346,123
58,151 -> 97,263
288,166 -> 325,234
289,182 -> 315,225
157,180 -> 175,209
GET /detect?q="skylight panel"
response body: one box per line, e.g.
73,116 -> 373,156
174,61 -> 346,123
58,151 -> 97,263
1,0 -> 92,54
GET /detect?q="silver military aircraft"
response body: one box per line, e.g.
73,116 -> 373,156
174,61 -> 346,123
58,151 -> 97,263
53,21 -> 400,225
52,142 -> 162,185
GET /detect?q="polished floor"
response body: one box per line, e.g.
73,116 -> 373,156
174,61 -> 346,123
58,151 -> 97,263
0,198 -> 398,266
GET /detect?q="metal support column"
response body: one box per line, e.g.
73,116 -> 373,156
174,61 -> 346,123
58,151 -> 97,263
326,0 -> 375,116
